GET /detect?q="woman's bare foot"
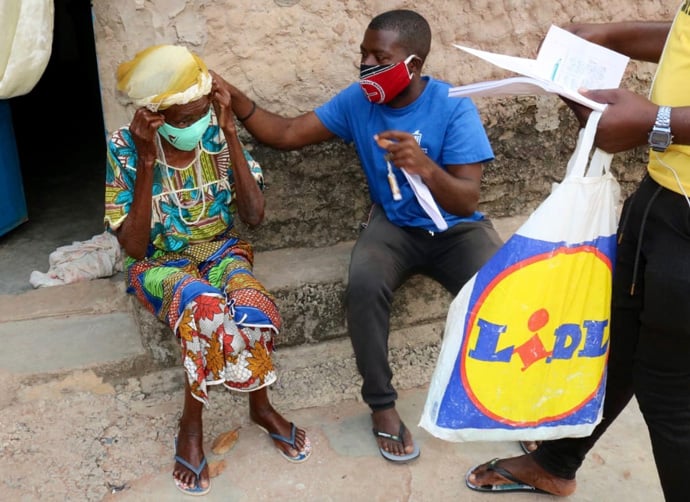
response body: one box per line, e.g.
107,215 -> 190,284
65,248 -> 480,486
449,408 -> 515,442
174,428 -> 210,493
371,407 -> 415,457
467,454 -> 576,496
250,401 -> 309,458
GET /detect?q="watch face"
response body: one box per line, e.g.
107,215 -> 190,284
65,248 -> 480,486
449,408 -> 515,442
649,131 -> 670,144
649,130 -> 672,148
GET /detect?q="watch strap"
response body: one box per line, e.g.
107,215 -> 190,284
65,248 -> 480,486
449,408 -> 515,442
649,105 -> 673,152
655,105 -> 672,128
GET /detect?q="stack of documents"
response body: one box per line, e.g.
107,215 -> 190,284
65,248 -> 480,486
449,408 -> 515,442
449,25 -> 630,111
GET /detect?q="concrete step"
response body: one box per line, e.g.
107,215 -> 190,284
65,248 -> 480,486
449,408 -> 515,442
128,239 -> 454,370
0,215 -> 527,410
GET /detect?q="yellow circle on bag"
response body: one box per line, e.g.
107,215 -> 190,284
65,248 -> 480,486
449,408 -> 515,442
461,245 -> 612,425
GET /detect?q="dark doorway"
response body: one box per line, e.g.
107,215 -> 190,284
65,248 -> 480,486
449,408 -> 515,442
0,0 -> 106,294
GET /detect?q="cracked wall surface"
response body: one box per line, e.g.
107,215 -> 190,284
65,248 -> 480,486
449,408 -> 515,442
91,0 -> 674,233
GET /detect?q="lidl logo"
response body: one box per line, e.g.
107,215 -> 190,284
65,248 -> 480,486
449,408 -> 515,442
459,244 -> 612,426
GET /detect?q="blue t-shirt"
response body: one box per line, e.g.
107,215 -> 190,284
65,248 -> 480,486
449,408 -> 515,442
315,76 -> 494,231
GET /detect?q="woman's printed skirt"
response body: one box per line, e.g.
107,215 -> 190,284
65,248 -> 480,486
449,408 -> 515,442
126,234 -> 282,405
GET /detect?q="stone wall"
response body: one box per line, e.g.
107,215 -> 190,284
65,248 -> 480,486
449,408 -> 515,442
91,0 -> 674,249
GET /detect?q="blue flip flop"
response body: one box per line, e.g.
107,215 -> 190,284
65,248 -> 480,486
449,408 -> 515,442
465,458 -> 548,493
259,422 -> 312,463
372,421 -> 421,464
173,437 -> 211,496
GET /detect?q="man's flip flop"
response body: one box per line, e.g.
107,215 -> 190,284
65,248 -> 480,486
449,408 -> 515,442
173,437 -> 211,496
372,421 -> 421,464
465,458 -> 548,494
258,422 -> 312,463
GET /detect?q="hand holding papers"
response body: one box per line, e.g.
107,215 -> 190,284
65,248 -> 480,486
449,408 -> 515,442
375,134 -> 449,232
450,25 -> 630,111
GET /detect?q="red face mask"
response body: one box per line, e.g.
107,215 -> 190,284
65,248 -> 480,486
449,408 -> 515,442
359,55 -> 417,104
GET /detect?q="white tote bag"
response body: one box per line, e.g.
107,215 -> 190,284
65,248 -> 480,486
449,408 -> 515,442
420,111 -> 620,442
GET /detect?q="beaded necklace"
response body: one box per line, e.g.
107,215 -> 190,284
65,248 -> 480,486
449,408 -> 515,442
155,135 -> 206,225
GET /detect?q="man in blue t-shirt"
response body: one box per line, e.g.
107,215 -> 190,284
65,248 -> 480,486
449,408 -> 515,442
220,8 -> 502,463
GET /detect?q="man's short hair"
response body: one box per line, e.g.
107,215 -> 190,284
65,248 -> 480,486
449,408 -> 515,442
368,9 -> 431,61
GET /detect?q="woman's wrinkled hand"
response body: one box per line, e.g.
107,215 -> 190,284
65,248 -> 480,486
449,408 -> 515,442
209,70 -> 236,132
129,107 -> 165,169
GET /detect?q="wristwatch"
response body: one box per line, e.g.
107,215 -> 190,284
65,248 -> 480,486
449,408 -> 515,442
648,105 -> 673,152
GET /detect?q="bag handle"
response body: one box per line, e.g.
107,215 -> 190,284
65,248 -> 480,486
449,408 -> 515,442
586,148 -> 613,178
564,110 -> 612,179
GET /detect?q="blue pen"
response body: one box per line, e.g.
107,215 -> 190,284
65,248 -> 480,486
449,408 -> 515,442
551,58 -> 561,80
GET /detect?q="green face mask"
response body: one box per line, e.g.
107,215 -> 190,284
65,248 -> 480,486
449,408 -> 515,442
157,108 -> 211,151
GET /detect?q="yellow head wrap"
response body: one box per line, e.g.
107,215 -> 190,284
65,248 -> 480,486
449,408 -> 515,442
116,45 -> 212,111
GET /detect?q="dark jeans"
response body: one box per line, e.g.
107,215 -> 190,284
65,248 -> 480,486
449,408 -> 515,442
534,175 -> 690,502
345,204 -> 503,410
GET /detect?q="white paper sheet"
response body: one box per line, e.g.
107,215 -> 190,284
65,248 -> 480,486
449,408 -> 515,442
450,25 -> 630,110
400,168 -> 448,232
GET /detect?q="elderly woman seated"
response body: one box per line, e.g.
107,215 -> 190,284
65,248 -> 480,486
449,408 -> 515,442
105,45 -> 311,496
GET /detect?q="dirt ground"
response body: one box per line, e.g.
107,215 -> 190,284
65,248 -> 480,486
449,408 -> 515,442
1,368 -> 246,501
0,365 -> 665,502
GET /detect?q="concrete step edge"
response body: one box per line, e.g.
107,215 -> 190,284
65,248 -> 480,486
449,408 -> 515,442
8,319 -> 446,413
0,215 -> 527,324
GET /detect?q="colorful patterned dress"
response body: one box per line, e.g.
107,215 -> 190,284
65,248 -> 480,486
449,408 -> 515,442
104,113 -> 281,405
